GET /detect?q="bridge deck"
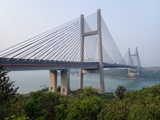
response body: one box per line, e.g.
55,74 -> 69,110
0,58 -> 137,71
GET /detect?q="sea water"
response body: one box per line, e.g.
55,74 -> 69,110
8,70 -> 160,94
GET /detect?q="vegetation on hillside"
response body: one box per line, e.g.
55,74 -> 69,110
1,66 -> 160,119
135,70 -> 160,79
0,66 -> 19,120
104,68 -> 128,77
2,84 -> 160,119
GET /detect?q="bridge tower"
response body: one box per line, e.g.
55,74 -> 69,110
79,9 -> 105,93
128,47 -> 141,76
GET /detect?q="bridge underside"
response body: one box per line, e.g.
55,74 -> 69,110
0,58 -> 98,71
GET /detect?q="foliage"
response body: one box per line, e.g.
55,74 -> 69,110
0,66 -> 19,120
5,115 -> 29,120
2,68 -> 160,120
135,70 -> 160,79
41,87 -> 48,92
71,88 -> 83,96
104,68 -> 128,77
17,85 -> 160,119
41,92 -> 68,120
95,92 -> 115,100
66,86 -> 104,120
24,91 -> 68,120
0,66 -> 19,103
99,84 -> 160,119
115,85 -> 126,100
24,91 -> 44,120
71,88 -> 115,100
10,96 -> 26,118
57,86 -> 61,92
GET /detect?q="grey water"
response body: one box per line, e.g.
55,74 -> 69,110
8,70 -> 160,94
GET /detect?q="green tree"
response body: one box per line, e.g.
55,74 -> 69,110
115,85 -> 126,100
57,86 -> 61,93
24,91 -> 44,120
66,87 -> 104,120
0,66 -> 19,119
41,92 -> 61,120
24,91 -> 68,120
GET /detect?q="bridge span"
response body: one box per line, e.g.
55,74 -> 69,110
0,9 -> 141,95
0,57 -> 137,95
0,58 -> 136,71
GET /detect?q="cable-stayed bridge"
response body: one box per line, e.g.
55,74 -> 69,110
0,9 -> 141,94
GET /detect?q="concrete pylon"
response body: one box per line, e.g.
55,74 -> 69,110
61,69 -> 70,95
97,9 -> 105,94
49,70 -> 57,92
79,14 -> 84,89
135,47 -> 141,74
136,47 -> 141,65
128,48 -> 131,74
128,47 -> 141,76
78,9 -> 105,93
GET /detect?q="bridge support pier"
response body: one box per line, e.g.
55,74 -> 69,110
61,69 -> 70,95
128,68 -> 139,76
49,70 -> 57,92
79,68 -> 103,93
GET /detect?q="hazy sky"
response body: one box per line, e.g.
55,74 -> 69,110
0,0 -> 160,67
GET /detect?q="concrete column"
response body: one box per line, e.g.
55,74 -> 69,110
61,69 -> 70,95
49,70 -> 57,92
79,14 -> 84,89
128,48 -> 131,74
80,14 -> 84,62
136,47 -> 140,75
79,69 -> 83,89
97,9 -> 105,94
128,48 -> 131,65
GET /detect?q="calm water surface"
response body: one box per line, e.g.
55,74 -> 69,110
8,70 -> 160,94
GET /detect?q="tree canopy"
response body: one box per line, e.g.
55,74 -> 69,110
1,66 -> 160,119
0,66 -> 19,119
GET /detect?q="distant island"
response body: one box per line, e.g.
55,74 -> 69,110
70,68 -> 160,79
104,68 -> 160,79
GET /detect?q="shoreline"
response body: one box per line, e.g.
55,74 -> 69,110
105,76 -> 160,80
